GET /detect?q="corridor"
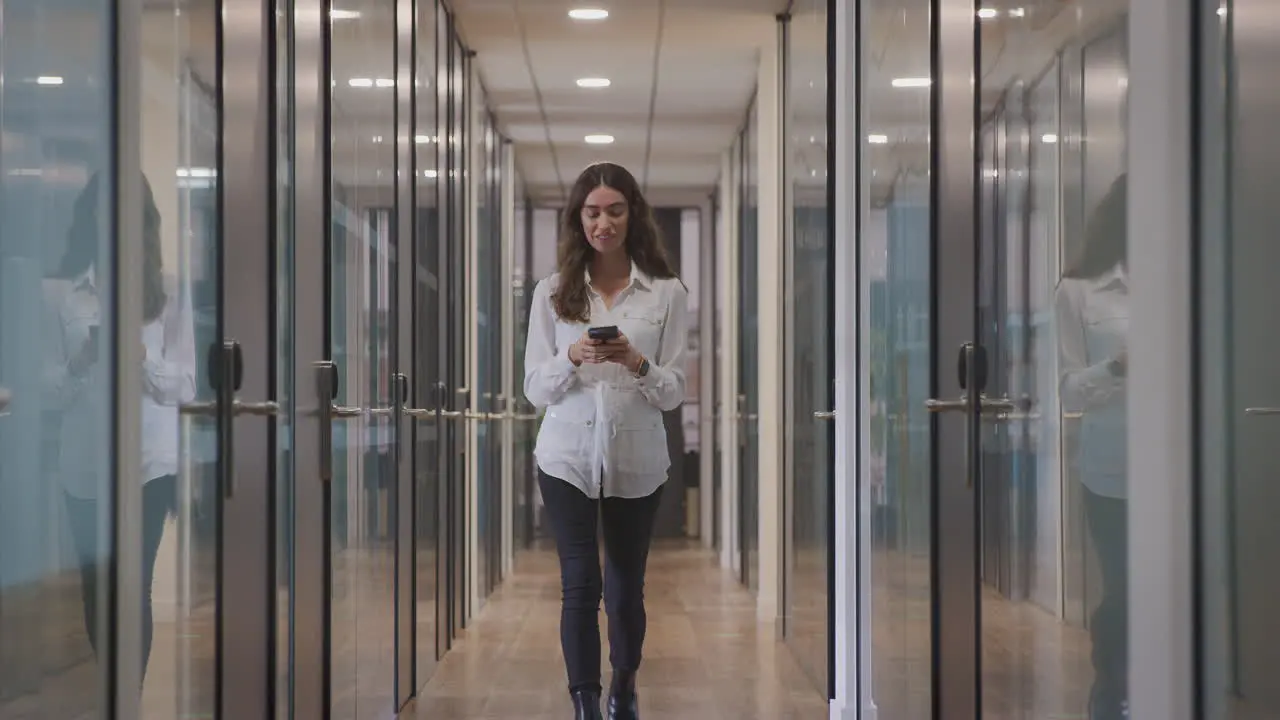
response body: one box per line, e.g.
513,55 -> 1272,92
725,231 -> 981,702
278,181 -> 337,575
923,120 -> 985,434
404,543 -> 829,720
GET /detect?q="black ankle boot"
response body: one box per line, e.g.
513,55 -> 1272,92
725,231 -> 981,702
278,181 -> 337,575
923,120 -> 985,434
571,689 -> 602,720
607,670 -> 639,720
606,693 -> 639,720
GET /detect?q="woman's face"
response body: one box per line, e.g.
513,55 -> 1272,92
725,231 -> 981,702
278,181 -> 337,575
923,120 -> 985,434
581,184 -> 629,256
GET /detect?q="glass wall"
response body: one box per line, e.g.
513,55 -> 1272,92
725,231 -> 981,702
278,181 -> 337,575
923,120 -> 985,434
1197,1 -> 1280,719
329,2 -> 398,715
861,0 -> 933,715
0,2 -> 119,716
783,0 -> 832,696
414,0 -> 443,689
737,105 -> 760,590
974,4 -> 1129,718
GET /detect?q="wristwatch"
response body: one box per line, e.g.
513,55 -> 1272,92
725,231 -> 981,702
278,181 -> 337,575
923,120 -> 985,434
634,357 -> 651,378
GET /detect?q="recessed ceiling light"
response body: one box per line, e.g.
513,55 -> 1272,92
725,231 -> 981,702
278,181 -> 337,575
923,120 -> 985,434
584,134 -> 614,144
421,169 -> 439,178
375,78 -> 394,87
569,8 -> 609,20
1041,133 -> 1058,144
415,134 -> 437,144
891,77 -> 931,88
348,77 -> 374,87
976,8 -> 997,18
331,9 -> 361,19
35,76 -> 64,86
1008,7 -> 1026,17
867,134 -> 889,144
576,77 -> 611,88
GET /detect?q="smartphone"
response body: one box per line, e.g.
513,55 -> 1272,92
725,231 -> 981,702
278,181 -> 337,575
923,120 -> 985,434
587,325 -> 620,341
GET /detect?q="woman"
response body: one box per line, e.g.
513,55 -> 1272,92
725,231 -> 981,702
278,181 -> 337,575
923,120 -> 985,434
49,173 -> 197,682
1055,174 -> 1128,720
524,162 -> 688,720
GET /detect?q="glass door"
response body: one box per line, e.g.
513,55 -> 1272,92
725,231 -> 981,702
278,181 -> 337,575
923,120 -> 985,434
409,0 -> 444,690
1198,1 -> 1280,719
923,1 -> 1132,719
783,0 -> 834,696
328,2 -> 398,715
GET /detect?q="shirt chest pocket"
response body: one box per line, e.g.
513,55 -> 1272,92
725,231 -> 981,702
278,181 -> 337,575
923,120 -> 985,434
1082,307 -> 1128,361
619,306 -> 664,355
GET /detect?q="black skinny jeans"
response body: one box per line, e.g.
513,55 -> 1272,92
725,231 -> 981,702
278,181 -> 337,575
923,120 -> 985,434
65,474 -> 177,680
538,470 -> 664,695
1084,487 -> 1127,715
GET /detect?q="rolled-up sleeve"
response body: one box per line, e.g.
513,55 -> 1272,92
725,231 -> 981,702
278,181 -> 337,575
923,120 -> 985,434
635,281 -> 687,412
523,278 -> 578,410
1055,281 -> 1122,413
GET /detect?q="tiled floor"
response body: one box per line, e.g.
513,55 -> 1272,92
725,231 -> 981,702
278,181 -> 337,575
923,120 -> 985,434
402,541 -> 831,720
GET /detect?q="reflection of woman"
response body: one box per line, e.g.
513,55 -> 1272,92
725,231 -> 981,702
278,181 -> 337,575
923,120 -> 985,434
49,174 -> 197,681
1054,174 -> 1128,720
524,162 -> 687,720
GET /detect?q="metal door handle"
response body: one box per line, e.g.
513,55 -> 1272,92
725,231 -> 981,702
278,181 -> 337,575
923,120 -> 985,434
440,410 -> 464,418
925,395 -> 1016,414
181,399 -> 281,417
367,406 -> 395,418
926,397 -> 969,413
404,407 -> 437,419
513,413 -> 539,421
314,360 -> 364,482
1246,407 -> 1280,415
813,410 -> 836,420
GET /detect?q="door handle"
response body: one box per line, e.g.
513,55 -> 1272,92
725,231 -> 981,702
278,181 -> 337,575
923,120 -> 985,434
314,360 -> 364,482
404,407 -> 437,419
813,410 -> 836,420
176,341 -> 279,498
180,400 -> 281,417
926,395 -> 1015,414
1245,407 -> 1280,415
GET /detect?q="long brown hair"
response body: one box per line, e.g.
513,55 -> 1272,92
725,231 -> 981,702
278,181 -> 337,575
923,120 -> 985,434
60,172 -> 167,322
551,162 -> 677,322
1063,173 -> 1127,280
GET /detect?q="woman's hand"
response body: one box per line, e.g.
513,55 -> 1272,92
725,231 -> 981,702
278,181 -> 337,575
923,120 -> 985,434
601,335 -> 644,374
570,333 -> 622,366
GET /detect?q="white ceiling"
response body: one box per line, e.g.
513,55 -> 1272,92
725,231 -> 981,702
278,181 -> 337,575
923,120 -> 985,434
451,0 -> 788,205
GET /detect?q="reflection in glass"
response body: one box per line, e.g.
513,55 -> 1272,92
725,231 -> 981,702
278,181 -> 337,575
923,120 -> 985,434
138,0 -> 216,715
330,3 -> 397,716
862,0 -> 932,716
976,2 -> 1129,719
783,0 -> 831,694
0,5 -> 118,717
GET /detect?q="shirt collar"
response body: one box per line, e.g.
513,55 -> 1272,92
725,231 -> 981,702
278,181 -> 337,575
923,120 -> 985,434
1095,263 -> 1127,291
585,261 -> 651,291
74,266 -> 97,292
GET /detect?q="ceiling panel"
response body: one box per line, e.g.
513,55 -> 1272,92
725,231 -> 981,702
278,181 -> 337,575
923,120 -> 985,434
453,0 -> 783,204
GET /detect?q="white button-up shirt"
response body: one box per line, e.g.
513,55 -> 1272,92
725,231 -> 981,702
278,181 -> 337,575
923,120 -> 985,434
48,268 -> 197,499
1055,264 -> 1128,499
523,265 -> 688,499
